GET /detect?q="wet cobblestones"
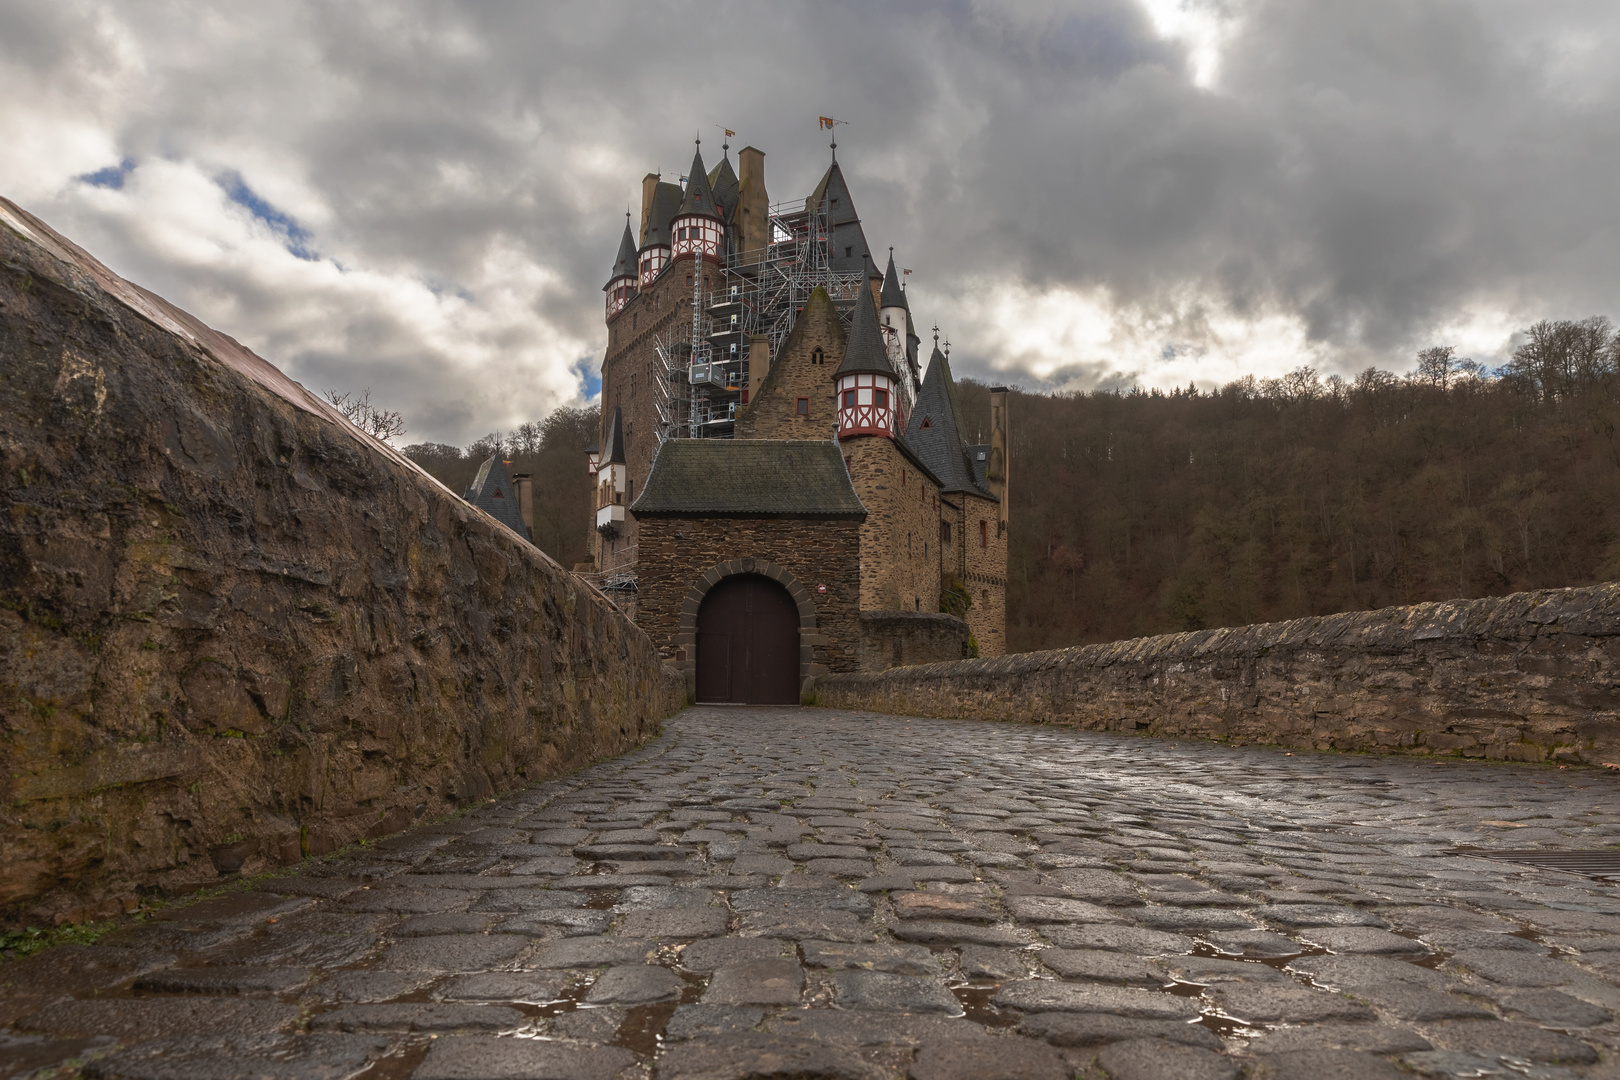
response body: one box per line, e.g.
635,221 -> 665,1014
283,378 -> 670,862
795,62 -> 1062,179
5,706 -> 1620,1078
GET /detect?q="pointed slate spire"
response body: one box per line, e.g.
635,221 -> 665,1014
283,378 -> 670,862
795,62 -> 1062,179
880,249 -> 908,311
835,287 -> 898,379
905,345 -> 990,497
709,155 -> 739,222
602,406 -> 627,466
606,217 -> 638,288
678,142 -> 720,220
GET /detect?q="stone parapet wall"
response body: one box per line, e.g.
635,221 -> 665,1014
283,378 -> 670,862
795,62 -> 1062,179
0,199 -> 685,926
814,584 -> 1620,764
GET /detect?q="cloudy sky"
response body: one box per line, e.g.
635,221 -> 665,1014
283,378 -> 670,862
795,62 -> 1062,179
4,1 -> 1618,445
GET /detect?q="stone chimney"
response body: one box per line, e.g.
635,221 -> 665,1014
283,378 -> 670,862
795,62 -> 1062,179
745,334 -> 771,404
510,472 -> 535,540
989,387 -> 1009,530
639,172 -> 659,245
736,147 -> 768,263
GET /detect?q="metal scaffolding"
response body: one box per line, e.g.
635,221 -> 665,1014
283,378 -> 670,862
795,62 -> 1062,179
652,195 -> 868,446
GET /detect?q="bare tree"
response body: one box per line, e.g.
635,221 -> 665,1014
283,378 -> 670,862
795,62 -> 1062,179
1416,345 -> 1455,389
323,388 -> 407,444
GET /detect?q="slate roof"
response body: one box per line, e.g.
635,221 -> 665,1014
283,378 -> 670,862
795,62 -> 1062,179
641,181 -> 683,249
709,155 -> 739,223
904,346 -> 996,499
602,406 -> 626,466
632,440 -> 867,517
605,219 -> 638,288
879,251 -> 908,310
677,144 -> 720,220
966,444 -> 991,489
466,455 -> 531,540
835,289 -> 899,380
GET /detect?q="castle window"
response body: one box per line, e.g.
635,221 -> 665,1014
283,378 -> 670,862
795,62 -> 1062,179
980,520 -> 988,548
812,347 -> 823,365
797,397 -> 809,416
874,388 -> 888,409
920,416 -> 932,429
940,521 -> 951,544
845,246 -> 852,258
842,390 -> 856,409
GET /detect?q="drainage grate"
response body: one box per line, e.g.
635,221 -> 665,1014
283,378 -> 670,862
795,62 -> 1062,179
1449,849 -> 1620,882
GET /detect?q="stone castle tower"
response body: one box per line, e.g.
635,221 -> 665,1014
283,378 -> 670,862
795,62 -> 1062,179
587,135 -> 1009,701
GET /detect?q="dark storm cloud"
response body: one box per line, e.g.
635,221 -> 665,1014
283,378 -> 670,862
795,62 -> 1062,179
2,0 -> 1618,440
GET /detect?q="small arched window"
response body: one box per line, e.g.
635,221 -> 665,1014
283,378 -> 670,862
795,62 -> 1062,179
811,347 -> 824,365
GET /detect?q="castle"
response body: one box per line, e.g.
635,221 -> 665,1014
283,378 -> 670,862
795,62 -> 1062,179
586,136 -> 1009,703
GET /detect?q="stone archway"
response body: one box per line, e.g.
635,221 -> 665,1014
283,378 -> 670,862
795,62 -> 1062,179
673,559 -> 817,702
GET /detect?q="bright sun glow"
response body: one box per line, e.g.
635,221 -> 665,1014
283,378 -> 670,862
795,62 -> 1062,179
1138,0 -> 1234,89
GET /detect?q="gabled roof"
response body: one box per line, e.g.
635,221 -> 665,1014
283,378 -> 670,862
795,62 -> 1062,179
835,288 -> 899,380
632,440 -> 867,518
709,155 -> 739,223
466,455 -> 531,540
677,144 -> 720,220
904,346 -> 995,499
641,181 -> 683,250
879,251 -> 908,310
605,219 -> 638,288
602,406 -> 626,466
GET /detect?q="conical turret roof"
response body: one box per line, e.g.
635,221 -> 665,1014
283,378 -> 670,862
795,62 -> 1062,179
605,219 -> 638,288
677,144 -> 720,220
835,288 -> 898,380
602,406 -> 627,466
880,251 -> 908,310
904,346 -> 993,498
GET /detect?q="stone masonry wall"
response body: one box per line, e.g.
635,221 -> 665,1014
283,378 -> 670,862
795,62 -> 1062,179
734,287 -> 843,440
958,489 -> 1008,656
858,611 -> 970,672
814,583 -> 1620,764
846,436 -> 942,615
634,515 -> 864,680
0,199 -> 685,926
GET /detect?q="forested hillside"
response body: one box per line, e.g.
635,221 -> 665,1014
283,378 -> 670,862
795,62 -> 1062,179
405,406 -> 598,570
960,317 -> 1620,651
405,317 -> 1620,654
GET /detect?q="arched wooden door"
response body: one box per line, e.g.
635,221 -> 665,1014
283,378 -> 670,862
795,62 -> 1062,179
695,574 -> 800,705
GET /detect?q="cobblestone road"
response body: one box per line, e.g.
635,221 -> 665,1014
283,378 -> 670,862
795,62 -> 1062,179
6,706 -> 1620,1080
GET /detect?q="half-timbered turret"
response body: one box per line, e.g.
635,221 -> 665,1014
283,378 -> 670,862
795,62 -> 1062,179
835,289 -> 899,439
670,143 -> 724,264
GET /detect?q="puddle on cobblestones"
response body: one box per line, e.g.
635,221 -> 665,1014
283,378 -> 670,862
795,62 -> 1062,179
1190,940 -> 1324,969
951,983 -> 1019,1028
1163,979 -> 1269,1040
354,1040 -> 431,1080
583,891 -> 619,910
613,973 -> 704,1058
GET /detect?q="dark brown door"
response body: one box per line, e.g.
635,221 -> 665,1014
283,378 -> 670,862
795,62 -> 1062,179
695,574 -> 800,704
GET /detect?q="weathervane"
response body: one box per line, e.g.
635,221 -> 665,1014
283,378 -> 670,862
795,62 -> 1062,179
818,116 -> 848,159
